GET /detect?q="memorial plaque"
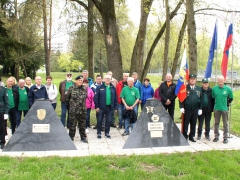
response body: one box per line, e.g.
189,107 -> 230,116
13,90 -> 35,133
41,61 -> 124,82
123,99 -> 189,149
32,124 -> 50,133
4,100 -> 77,151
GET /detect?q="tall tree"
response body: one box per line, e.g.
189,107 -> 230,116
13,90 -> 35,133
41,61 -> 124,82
140,0 -> 184,82
186,0 -> 197,74
130,0 -> 153,75
162,0 -> 170,81
91,0 -> 123,80
88,0 -> 94,80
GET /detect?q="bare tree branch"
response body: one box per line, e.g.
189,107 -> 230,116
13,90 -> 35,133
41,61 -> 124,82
195,8 -> 240,13
70,0 -> 88,11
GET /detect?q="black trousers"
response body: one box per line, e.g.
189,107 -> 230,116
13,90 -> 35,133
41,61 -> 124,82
9,108 -> 17,134
0,113 -> 5,145
183,109 -> 198,139
197,107 -> 212,137
163,103 -> 175,120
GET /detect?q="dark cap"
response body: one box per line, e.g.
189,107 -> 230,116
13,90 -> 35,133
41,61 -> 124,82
75,75 -> 83,80
189,74 -> 197,79
202,78 -> 208,83
66,72 -> 72,76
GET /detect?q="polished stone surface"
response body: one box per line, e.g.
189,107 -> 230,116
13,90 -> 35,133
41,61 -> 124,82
4,100 -> 77,151
123,99 -> 189,149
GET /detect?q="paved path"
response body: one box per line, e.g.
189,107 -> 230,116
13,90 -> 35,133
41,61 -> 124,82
1,124 -> 240,157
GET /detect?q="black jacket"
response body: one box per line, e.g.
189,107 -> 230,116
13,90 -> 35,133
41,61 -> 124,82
123,109 -> 137,124
201,87 -> 214,112
159,81 -> 176,105
11,86 -> 19,110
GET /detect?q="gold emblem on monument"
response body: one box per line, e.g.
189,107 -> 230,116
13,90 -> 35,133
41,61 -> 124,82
37,109 -> 46,120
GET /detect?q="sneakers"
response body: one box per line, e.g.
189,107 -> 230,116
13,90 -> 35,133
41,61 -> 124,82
85,128 -> 89,134
117,125 -> 122,130
81,138 -> 88,143
197,136 -> 201,140
122,132 -> 130,136
110,124 -> 117,128
97,134 -> 101,139
223,139 -> 228,144
105,133 -> 111,139
213,138 -> 219,142
205,136 -> 211,141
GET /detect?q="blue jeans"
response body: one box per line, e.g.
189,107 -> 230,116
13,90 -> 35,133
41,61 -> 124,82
61,102 -> 69,127
17,110 -> 28,127
86,108 -> 91,128
124,105 -> 138,133
97,106 -> 112,134
51,103 -> 57,110
118,103 -> 124,126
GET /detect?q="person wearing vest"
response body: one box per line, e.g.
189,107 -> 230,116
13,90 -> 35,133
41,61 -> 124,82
45,76 -> 58,110
59,72 -> 74,127
180,74 -> 203,142
17,79 -> 29,127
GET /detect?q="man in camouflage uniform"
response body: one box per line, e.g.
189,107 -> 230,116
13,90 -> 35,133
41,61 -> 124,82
65,75 -> 88,143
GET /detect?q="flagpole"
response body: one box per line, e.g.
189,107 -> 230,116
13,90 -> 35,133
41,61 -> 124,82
215,19 -> 218,85
229,12 -> 234,138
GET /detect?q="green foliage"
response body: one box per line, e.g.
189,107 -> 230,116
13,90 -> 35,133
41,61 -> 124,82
57,53 -> 83,72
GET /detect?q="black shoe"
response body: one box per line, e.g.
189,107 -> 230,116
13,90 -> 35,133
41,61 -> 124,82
205,136 -> 211,141
110,124 -> 117,128
223,139 -> 228,144
101,127 -> 105,131
122,132 -> 130,136
197,136 -> 201,140
105,133 -> 111,139
0,144 -> 4,149
213,138 -> 219,142
97,134 -> 101,139
93,125 -> 97,129
81,138 -> 88,143
117,125 -> 122,130
189,137 -> 196,142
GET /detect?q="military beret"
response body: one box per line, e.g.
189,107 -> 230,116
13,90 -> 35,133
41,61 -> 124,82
189,74 -> 197,79
202,78 -> 208,83
75,75 -> 83,80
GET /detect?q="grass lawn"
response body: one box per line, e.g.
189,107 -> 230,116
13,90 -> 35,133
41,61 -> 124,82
0,150 -> 240,180
1,72 -> 240,179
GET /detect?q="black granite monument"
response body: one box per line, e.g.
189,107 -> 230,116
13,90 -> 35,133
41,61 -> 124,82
4,100 -> 77,151
123,99 -> 189,149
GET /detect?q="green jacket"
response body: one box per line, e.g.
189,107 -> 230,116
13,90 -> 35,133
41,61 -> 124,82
65,84 -> 87,115
180,85 -> 203,110
0,86 -> 9,113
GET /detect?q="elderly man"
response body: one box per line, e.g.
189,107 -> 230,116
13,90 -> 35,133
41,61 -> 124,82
197,78 -> 214,140
159,73 -> 176,120
17,79 -> 29,127
65,75 -> 88,143
94,75 -> 118,139
6,77 -> 19,134
121,77 -> 140,136
59,72 -> 74,127
28,76 -> 48,107
82,70 -> 93,87
0,84 -> 9,149
106,71 -> 118,88
212,76 -> 233,144
116,73 -> 129,129
180,74 -> 203,142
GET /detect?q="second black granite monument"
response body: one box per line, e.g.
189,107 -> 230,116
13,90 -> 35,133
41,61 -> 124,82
4,100 -> 77,151
123,99 -> 189,149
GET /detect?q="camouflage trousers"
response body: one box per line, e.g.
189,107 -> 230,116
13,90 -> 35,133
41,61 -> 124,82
69,112 -> 87,140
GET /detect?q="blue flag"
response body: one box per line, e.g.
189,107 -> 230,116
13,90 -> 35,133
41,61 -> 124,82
204,21 -> 218,78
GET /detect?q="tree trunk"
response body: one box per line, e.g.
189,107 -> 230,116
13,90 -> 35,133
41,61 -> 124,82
48,0 -> 52,68
186,0 -> 197,75
140,0 -> 184,82
130,0 -> 153,75
171,14 -> 187,78
42,0 -> 50,76
91,0 -> 123,81
162,0 -> 170,81
88,0 -> 94,80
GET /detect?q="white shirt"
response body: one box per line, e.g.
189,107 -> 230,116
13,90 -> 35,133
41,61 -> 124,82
45,84 -> 58,104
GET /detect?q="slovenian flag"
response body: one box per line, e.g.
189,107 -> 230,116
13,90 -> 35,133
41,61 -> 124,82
221,23 -> 233,79
175,48 -> 189,102
204,21 -> 218,78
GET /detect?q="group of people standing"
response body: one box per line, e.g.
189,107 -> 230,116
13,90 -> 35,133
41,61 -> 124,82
0,70 -> 233,149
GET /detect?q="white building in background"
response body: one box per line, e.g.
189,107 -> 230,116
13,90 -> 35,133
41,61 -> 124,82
51,42 -> 64,52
